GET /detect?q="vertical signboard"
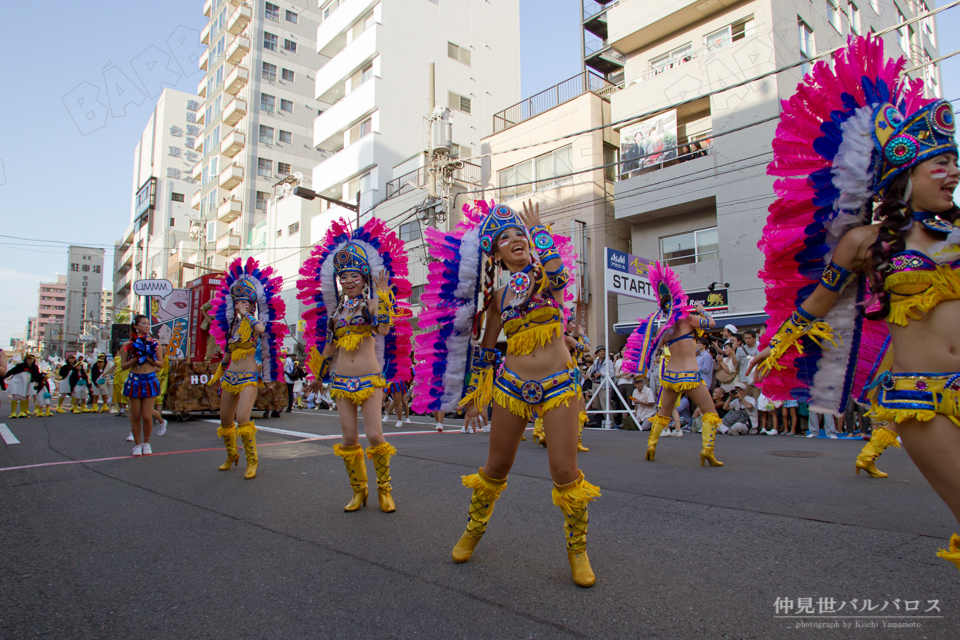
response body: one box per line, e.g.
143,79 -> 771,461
66,246 -> 105,350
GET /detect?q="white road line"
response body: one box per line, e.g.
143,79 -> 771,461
0,423 -> 20,445
201,419 -> 500,440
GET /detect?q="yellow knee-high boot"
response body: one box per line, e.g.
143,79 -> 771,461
8,400 -> 19,419
237,421 -> 258,479
646,413 -> 671,461
533,416 -> 546,447
366,442 -> 398,513
578,410 -> 589,452
44,404 -> 53,417
19,400 -> 30,418
553,470 -> 601,588
855,426 -> 899,478
56,396 -> 66,413
217,423 -> 239,471
71,398 -> 81,414
937,534 -> 960,572
452,468 -> 507,563
700,412 -> 724,467
334,444 -> 368,511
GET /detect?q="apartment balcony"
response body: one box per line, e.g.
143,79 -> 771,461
227,4 -> 252,36
316,23 -> 380,102
191,189 -> 203,209
312,133 -> 378,195
117,245 -> 134,274
226,34 -> 250,65
584,40 -> 625,75
609,0 -> 740,54
191,162 -> 203,183
314,77 -> 380,150
220,129 -> 245,158
116,270 -> 133,295
196,103 -> 206,125
317,0 -> 380,58
216,232 -> 242,255
228,0 -> 243,5
219,162 -> 244,189
217,197 -> 242,223
201,21 -> 211,45
197,76 -> 207,98
203,0 -> 211,17
224,65 -> 249,95
222,97 -> 247,126
199,47 -> 209,71
583,1 -> 613,40
195,136 -> 204,154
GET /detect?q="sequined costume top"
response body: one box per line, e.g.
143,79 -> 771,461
333,313 -> 373,352
500,294 -> 564,355
883,250 -> 960,326
228,317 -> 257,360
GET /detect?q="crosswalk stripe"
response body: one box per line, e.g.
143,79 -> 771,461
0,424 -> 21,445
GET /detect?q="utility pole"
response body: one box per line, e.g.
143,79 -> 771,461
427,62 -> 437,229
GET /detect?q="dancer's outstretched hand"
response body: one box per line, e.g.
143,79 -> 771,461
746,347 -> 772,381
520,200 -> 542,229
464,405 -> 486,432
374,269 -> 390,292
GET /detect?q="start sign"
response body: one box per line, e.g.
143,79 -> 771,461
604,248 -> 655,302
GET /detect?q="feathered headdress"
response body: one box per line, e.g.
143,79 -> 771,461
296,217 -> 412,385
411,199 -> 578,414
621,261 -> 693,377
209,256 -> 288,383
758,34 -> 950,412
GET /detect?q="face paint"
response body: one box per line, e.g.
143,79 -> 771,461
929,167 -> 948,179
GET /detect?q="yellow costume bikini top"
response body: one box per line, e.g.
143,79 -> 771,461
883,249 -> 960,326
333,313 -> 372,352
228,317 -> 257,360
500,293 -> 563,356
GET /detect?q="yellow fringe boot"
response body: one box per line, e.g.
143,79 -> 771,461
700,412 -> 724,467
56,396 -> 66,413
533,416 -> 546,447
646,413 -> 671,461
71,398 -> 81,414
217,423 -> 239,471
855,427 -> 900,478
44,405 -> 53,417
237,421 -> 258,479
553,470 -> 601,588
937,534 -> 960,572
367,442 -> 398,513
18,400 -> 30,418
452,468 -> 507,563
334,444 -> 368,511
8,401 -> 18,419
578,410 -> 589,452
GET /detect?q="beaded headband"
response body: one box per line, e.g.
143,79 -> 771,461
230,278 -> 258,303
478,204 -> 526,255
333,242 -> 371,277
872,100 -> 957,198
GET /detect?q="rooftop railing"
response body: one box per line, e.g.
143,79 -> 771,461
493,70 -> 617,134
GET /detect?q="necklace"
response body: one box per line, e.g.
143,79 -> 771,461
343,296 -> 362,310
913,210 -> 959,235
508,266 -> 533,297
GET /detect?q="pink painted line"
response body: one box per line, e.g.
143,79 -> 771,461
0,427 -> 528,473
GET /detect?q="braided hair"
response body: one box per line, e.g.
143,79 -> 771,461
863,170 -> 960,321
472,256 -> 499,339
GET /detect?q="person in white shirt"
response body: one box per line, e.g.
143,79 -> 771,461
719,383 -> 757,435
736,329 -> 759,397
283,353 -> 296,413
630,375 -> 657,430
587,346 -> 614,416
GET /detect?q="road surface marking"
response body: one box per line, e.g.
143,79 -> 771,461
0,424 -> 20,445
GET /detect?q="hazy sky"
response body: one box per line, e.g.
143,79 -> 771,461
0,0 -> 957,346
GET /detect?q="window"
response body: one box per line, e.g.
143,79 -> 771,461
279,130 -> 292,143
171,192 -> 185,202
450,143 -> 471,159
848,2 -> 861,35
286,9 -> 298,23
921,1 -> 935,45
265,2 -> 280,20
399,222 -> 421,242
348,117 -> 372,144
798,19 -> 815,76
649,43 -> 693,74
261,93 -> 276,112
258,158 -> 272,178
346,173 -> 371,199
280,98 -> 293,112
170,217 -> 176,227
259,125 -> 274,143
448,42 -> 471,66
660,227 -> 719,267
704,15 -> 755,49
284,39 -> 297,53
277,162 -> 291,175
410,284 -> 425,306
603,144 -> 619,182
287,222 -> 300,235
897,9 -> 907,51
351,10 -> 375,39
262,62 -> 277,82
264,32 -> 278,51
277,229 -> 283,238
348,63 -> 374,93
498,146 -> 574,199
448,91 -> 472,114
827,0 -> 843,33
281,68 -> 295,82
256,191 -> 268,211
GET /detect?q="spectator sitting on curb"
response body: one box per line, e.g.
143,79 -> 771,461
757,391 -> 781,435
630,375 -> 657,431
719,383 -> 757,435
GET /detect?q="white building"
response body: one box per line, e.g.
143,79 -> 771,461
191,0 -> 326,271
114,88 -> 203,315
608,0 -> 942,335
66,246 -> 105,353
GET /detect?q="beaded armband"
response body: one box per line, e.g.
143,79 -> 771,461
546,265 -> 570,291
529,225 -> 561,264
245,313 -> 260,326
819,261 -> 853,292
458,346 -> 502,412
759,307 -> 839,375
697,313 -> 711,329
307,347 -> 332,382
372,289 -> 396,328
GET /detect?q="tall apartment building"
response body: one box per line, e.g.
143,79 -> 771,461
32,276 -> 67,349
606,0 -> 942,334
101,290 -> 114,325
114,88 -> 203,315
582,0 -> 625,84
190,0 -> 324,272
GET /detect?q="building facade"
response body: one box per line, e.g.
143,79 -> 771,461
191,0 -> 325,273
607,0 -> 942,331
66,246 -> 105,354
114,88 -> 203,316
31,276 -> 67,350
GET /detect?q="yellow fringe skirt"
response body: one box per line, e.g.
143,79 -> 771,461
492,366 -> 578,421
330,373 -> 387,405
659,369 -> 703,392
866,371 -> 960,427
221,370 -> 261,395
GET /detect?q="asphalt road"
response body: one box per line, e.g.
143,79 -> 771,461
0,399 -> 957,639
